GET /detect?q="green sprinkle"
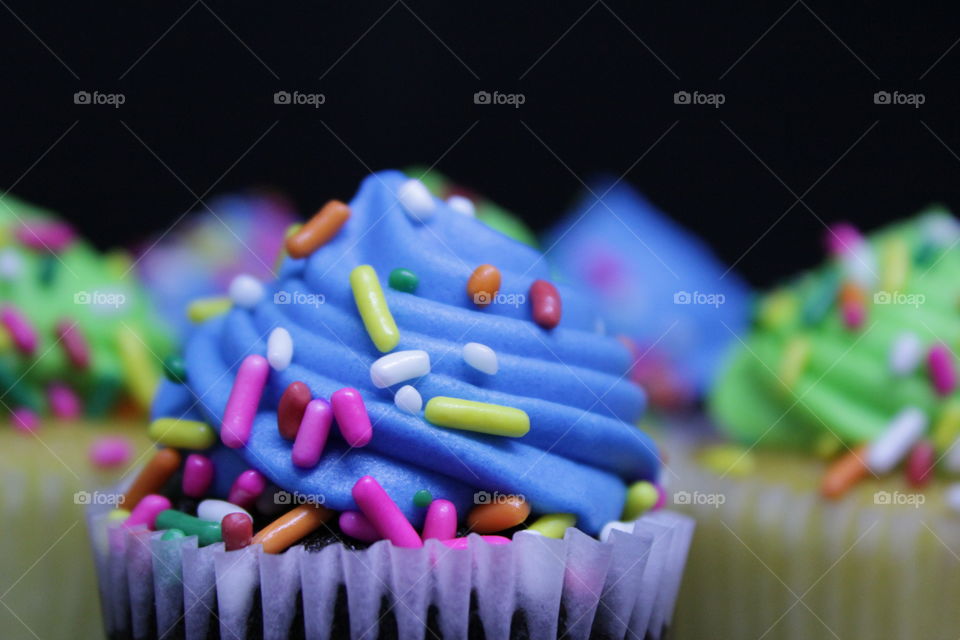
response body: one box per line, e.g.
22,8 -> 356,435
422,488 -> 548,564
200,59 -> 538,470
413,490 -> 432,508
388,268 -> 419,293
161,529 -> 186,541
622,481 -> 659,520
526,513 -> 575,538
699,445 -> 755,478
38,254 -> 57,286
156,510 -> 222,546
163,355 -> 187,383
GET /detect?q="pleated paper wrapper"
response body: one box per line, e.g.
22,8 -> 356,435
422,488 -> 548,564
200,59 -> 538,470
87,501 -> 693,640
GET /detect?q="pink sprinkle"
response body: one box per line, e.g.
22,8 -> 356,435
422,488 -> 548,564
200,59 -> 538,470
292,398 -> 333,468
928,343 -> 957,396
228,469 -> 267,508
653,484 -> 666,510
339,511 -> 382,542
125,494 -> 171,530
331,388 -> 372,447
824,222 -> 863,255
422,499 -> 457,540
906,440 -> 936,488
1,305 -> 37,355
440,535 -> 511,549
221,355 -> 270,448
841,301 -> 865,329
56,320 -> 90,370
48,383 -> 81,419
15,220 -> 75,252
11,407 -> 39,432
182,454 -> 215,498
352,476 -> 422,548
89,436 -> 133,469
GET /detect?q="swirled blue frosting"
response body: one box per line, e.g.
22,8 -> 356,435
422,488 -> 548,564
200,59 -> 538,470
153,170 -> 658,534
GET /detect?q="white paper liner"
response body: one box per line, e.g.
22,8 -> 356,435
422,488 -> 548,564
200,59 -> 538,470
87,502 -> 693,640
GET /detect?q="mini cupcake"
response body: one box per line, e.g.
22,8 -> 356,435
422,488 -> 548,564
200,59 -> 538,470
88,171 -> 693,639
667,209 -> 960,639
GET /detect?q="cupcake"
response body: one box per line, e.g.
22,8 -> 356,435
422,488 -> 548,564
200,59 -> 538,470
87,170 -> 693,639
666,209 -> 960,639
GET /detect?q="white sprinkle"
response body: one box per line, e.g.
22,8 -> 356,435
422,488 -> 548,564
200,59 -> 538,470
446,195 -> 475,217
394,385 -> 423,414
946,484 -> 960,514
889,332 -> 923,376
398,179 -> 436,221
599,520 -> 635,543
866,407 -> 928,474
229,274 -> 264,308
370,350 -> 431,388
0,249 -> 22,280
922,213 -> 960,247
462,342 -> 498,375
197,499 -> 251,524
267,327 -> 293,371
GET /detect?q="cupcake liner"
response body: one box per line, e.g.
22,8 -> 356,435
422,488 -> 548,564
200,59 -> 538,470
87,500 -> 693,640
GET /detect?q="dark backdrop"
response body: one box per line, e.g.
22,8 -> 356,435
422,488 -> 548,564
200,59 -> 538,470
2,1 -> 959,287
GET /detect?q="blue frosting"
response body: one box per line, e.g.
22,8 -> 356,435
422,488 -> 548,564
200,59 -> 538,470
153,170 -> 657,534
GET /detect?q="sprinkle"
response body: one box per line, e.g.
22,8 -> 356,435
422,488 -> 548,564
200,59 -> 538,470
800,270 -> 840,325
221,354 -> 270,448
821,445 -> 868,498
253,504 -> 332,553
462,342 -> 498,375
928,343 -> 956,396
413,490 -> 433,508
156,510 -> 223,546
11,407 -> 38,432
699,445 -> 755,478
292,398 -> 333,468
525,513 -> 575,538
16,220 -> 74,252
889,332 -> 923,376
946,484 -> 960,514
331,388 -> 373,447
446,195 -> 475,217
56,320 -> 90,370
0,248 -> 23,280
125,495 -> 171,530
867,408 -> 927,473
267,327 -> 294,371
824,222 -> 863,255
161,529 -> 185,541
123,449 -> 181,510
467,264 -> 501,307
285,200 -> 351,258
117,326 -> 158,410
388,268 -> 419,293
1,305 -> 37,355
229,274 -> 265,309
880,237 -> 909,293
48,383 -> 81,419
838,282 -> 866,329
350,265 -> 400,352
278,381 -> 311,440
757,290 -> 798,330
398,179 -> 436,222
149,418 -> 216,450
222,512 -> 254,551
370,350 -> 430,388
529,280 -> 562,329
932,399 -> 960,453
424,397 -> 530,437
467,496 -> 530,534
182,454 -> 215,498
162,355 -> 187,383
441,536 -> 511,549
422,499 -> 457,540
622,481 -> 661,521
338,511 -> 382,542
228,469 -> 268,508
922,213 -> 960,247
89,436 -> 132,469
778,335 -> 811,392
108,509 -> 130,523
905,440 -> 935,488
394,385 -> 423,414
352,476 -> 423,548
197,499 -> 251,524
38,254 -> 57,285
187,296 -> 232,323
600,521 -> 635,543
653,484 -> 666,510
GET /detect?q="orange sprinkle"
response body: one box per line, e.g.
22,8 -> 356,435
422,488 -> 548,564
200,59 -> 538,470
467,496 -> 530,533
821,445 -> 868,499
123,448 -> 181,510
839,281 -> 865,306
467,264 -> 501,307
252,504 -> 332,553
285,200 -> 351,259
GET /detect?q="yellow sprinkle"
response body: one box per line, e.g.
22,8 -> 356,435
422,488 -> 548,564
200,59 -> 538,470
424,397 -> 530,437
107,508 -> 130,522
187,296 -> 232,323
104,250 -> 134,280
350,265 -> 399,352
814,432 -> 844,459
933,398 -> 960,453
622,481 -> 659,521
117,326 -> 159,410
699,444 -> 755,477
149,418 -> 216,449
275,223 -> 302,270
779,335 -> 811,393
880,237 -> 909,293
757,289 -> 798,330
526,513 -> 576,538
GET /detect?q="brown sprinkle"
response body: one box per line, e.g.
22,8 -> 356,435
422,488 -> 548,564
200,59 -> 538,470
285,200 -> 351,259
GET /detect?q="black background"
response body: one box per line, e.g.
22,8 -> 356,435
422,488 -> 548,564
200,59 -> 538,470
2,1 -> 958,287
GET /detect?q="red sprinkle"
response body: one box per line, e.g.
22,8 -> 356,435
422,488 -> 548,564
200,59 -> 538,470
278,381 -> 311,440
905,440 -> 936,488
222,512 -> 254,551
529,280 -> 562,329
56,320 -> 90,369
